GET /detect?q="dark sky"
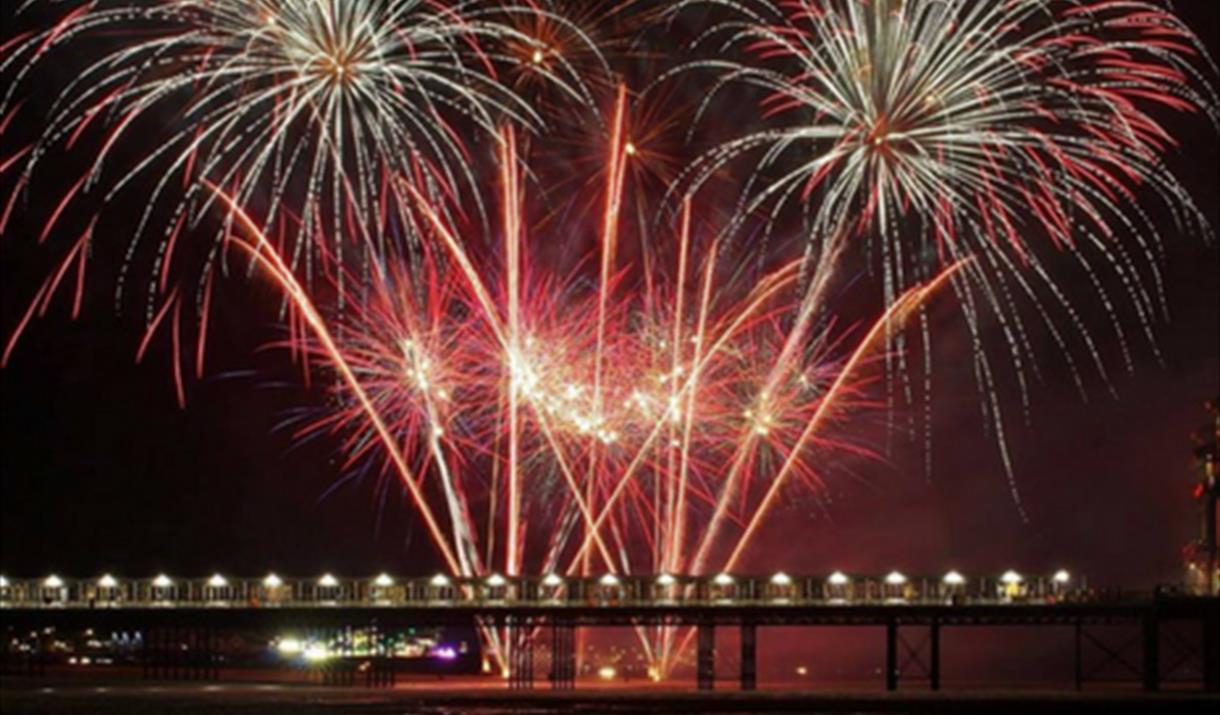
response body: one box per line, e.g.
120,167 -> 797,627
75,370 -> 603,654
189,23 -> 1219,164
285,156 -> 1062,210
1,2 -> 1217,589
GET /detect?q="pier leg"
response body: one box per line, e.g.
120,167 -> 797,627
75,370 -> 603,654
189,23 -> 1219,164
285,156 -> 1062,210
550,620 -> 575,690
740,622 -> 757,691
1204,607 -> 1218,693
1074,620 -> 1083,691
509,618 -> 534,690
930,619 -> 941,692
885,621 -> 898,692
697,621 -> 715,691
1142,611 -> 1159,692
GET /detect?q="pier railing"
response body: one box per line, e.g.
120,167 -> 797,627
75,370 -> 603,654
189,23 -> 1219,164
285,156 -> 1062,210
1,569 -> 1085,609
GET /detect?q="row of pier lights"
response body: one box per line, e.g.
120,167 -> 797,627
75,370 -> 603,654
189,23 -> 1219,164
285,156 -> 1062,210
0,570 -> 1078,607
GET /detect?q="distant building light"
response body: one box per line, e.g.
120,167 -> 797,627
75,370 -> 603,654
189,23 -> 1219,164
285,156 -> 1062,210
656,573 -> 676,586
597,665 -> 617,680
1000,570 -> 1023,585
486,573 -> 506,587
98,574 -> 118,589
885,571 -> 907,586
152,574 -> 173,589
207,574 -> 228,588
542,573 -> 563,587
1053,569 -> 1071,584
44,575 -> 64,589
713,573 -> 734,586
0,576 -> 9,588
942,570 -> 966,586
598,573 -> 620,587
263,573 -> 283,588
828,571 -> 850,586
770,571 -> 793,586
373,573 -> 394,587
317,573 -> 338,587
430,573 -> 451,587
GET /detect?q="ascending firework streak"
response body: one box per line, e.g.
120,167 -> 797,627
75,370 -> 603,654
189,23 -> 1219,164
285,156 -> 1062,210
667,0 -> 1216,511
0,0 -> 600,338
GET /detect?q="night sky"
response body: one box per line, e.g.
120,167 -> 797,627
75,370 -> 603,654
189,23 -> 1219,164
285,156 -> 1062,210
1,1 -> 1217,595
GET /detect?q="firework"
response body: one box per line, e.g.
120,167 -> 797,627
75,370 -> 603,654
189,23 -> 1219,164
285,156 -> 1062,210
0,0 -> 601,330
221,96 -> 965,672
667,0 -> 1216,510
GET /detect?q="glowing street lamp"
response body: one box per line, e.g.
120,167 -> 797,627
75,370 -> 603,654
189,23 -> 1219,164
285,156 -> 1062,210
208,574 -> 228,588
263,573 -> 283,589
542,573 -> 563,588
827,571 -> 849,586
656,573 -> 676,586
486,573 -> 507,587
885,571 -> 907,586
1000,570 -> 1023,585
598,573 -> 620,587
1053,569 -> 1071,584
373,573 -> 394,587
429,573 -> 451,587
98,574 -> 119,589
44,575 -> 64,589
152,574 -> 173,588
318,573 -> 339,587
713,573 -> 734,586
942,571 -> 966,586
771,572 -> 793,586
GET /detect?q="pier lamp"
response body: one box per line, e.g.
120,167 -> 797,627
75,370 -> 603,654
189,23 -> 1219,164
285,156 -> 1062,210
263,573 -> 283,589
373,573 -> 394,587
1053,569 -> 1071,584
769,571 -> 794,602
317,573 -> 338,587
599,573 -> 620,587
884,571 -> 908,602
151,574 -> 173,603
826,571 -> 851,601
541,573 -> 563,601
1000,570 -> 1024,601
208,574 -> 228,588
429,573 -> 451,587
44,575 -> 64,589
654,573 -> 677,601
98,574 -> 118,589
942,570 -> 966,603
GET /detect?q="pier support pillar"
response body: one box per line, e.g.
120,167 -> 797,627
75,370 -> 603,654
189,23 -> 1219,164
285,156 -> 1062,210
509,618 -> 534,690
1142,610 -> 1159,692
929,618 -> 941,691
697,621 -> 715,691
885,620 -> 898,691
740,622 -> 757,691
1205,606 -> 1219,693
550,620 -> 574,690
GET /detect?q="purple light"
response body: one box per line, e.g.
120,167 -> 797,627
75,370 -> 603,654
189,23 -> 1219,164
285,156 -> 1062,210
430,645 -> 458,661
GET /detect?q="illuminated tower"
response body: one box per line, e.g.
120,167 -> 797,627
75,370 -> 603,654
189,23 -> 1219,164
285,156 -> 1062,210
1187,397 -> 1219,595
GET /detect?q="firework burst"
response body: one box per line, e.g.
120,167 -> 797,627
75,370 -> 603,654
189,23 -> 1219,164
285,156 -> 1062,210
0,0 -> 603,324
668,0 -> 1217,512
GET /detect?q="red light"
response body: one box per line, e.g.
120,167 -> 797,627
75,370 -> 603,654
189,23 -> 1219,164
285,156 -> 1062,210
1193,483 -> 1206,500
